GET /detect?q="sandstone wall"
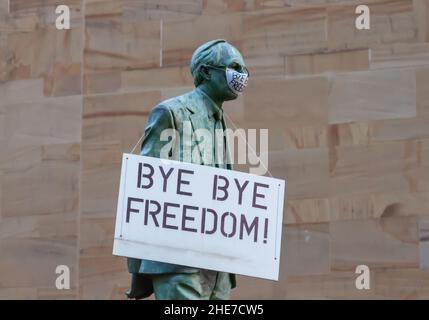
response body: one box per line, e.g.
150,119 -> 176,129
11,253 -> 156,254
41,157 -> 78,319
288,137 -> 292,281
1,0 -> 429,299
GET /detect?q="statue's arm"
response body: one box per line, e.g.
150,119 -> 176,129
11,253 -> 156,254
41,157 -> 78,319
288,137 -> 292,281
140,104 -> 175,158
126,104 -> 176,299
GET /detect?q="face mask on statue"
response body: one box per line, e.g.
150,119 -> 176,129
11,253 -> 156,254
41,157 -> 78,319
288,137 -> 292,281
225,68 -> 248,95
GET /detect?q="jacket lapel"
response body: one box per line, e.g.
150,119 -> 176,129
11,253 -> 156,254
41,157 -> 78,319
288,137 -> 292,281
186,98 -> 211,166
188,113 -> 205,165
185,89 -> 232,169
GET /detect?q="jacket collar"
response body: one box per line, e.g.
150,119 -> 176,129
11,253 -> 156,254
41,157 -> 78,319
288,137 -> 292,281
185,87 -> 222,119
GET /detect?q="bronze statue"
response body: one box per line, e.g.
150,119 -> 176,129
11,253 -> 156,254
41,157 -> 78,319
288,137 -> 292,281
125,39 -> 249,300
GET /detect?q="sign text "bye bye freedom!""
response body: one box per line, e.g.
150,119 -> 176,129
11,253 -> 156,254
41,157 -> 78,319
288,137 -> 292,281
113,154 -> 285,280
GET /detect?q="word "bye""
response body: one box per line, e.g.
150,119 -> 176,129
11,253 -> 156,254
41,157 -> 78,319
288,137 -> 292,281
136,162 -> 269,210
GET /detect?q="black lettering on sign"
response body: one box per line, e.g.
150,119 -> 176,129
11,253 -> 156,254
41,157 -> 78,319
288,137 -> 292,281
252,183 -> 269,210
177,169 -> 194,196
126,197 -> 143,223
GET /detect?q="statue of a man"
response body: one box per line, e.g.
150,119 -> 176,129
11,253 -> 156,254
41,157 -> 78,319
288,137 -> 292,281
125,39 -> 249,300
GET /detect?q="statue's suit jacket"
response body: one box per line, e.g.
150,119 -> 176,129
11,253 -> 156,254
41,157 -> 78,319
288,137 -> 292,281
127,87 -> 237,291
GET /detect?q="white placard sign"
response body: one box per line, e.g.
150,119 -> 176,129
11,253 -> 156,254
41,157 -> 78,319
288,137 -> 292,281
113,153 -> 286,280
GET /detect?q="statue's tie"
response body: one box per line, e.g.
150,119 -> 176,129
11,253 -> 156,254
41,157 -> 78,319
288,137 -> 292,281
214,109 -> 224,168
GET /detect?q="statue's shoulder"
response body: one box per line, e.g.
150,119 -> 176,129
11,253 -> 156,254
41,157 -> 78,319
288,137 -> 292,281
156,90 -> 196,115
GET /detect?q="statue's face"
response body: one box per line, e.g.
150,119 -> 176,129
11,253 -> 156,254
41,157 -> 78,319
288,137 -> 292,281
206,44 -> 248,102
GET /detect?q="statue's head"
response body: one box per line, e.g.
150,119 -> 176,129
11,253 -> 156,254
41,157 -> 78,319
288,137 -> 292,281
190,39 -> 249,102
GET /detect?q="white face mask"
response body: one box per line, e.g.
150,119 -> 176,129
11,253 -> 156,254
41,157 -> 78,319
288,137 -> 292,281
225,67 -> 248,95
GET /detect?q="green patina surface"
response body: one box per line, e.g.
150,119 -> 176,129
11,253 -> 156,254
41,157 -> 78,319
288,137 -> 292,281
126,39 -> 247,300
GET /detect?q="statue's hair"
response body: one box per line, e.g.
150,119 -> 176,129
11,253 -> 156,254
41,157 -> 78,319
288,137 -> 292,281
189,39 -> 228,87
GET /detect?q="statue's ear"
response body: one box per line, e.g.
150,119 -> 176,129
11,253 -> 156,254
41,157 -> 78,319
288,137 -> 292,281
199,65 -> 211,82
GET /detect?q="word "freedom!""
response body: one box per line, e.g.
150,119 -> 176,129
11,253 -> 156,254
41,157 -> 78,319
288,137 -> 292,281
127,162 -> 270,243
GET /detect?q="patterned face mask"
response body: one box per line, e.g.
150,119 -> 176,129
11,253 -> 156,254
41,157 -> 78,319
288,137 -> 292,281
225,67 -> 249,95
205,65 -> 249,95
